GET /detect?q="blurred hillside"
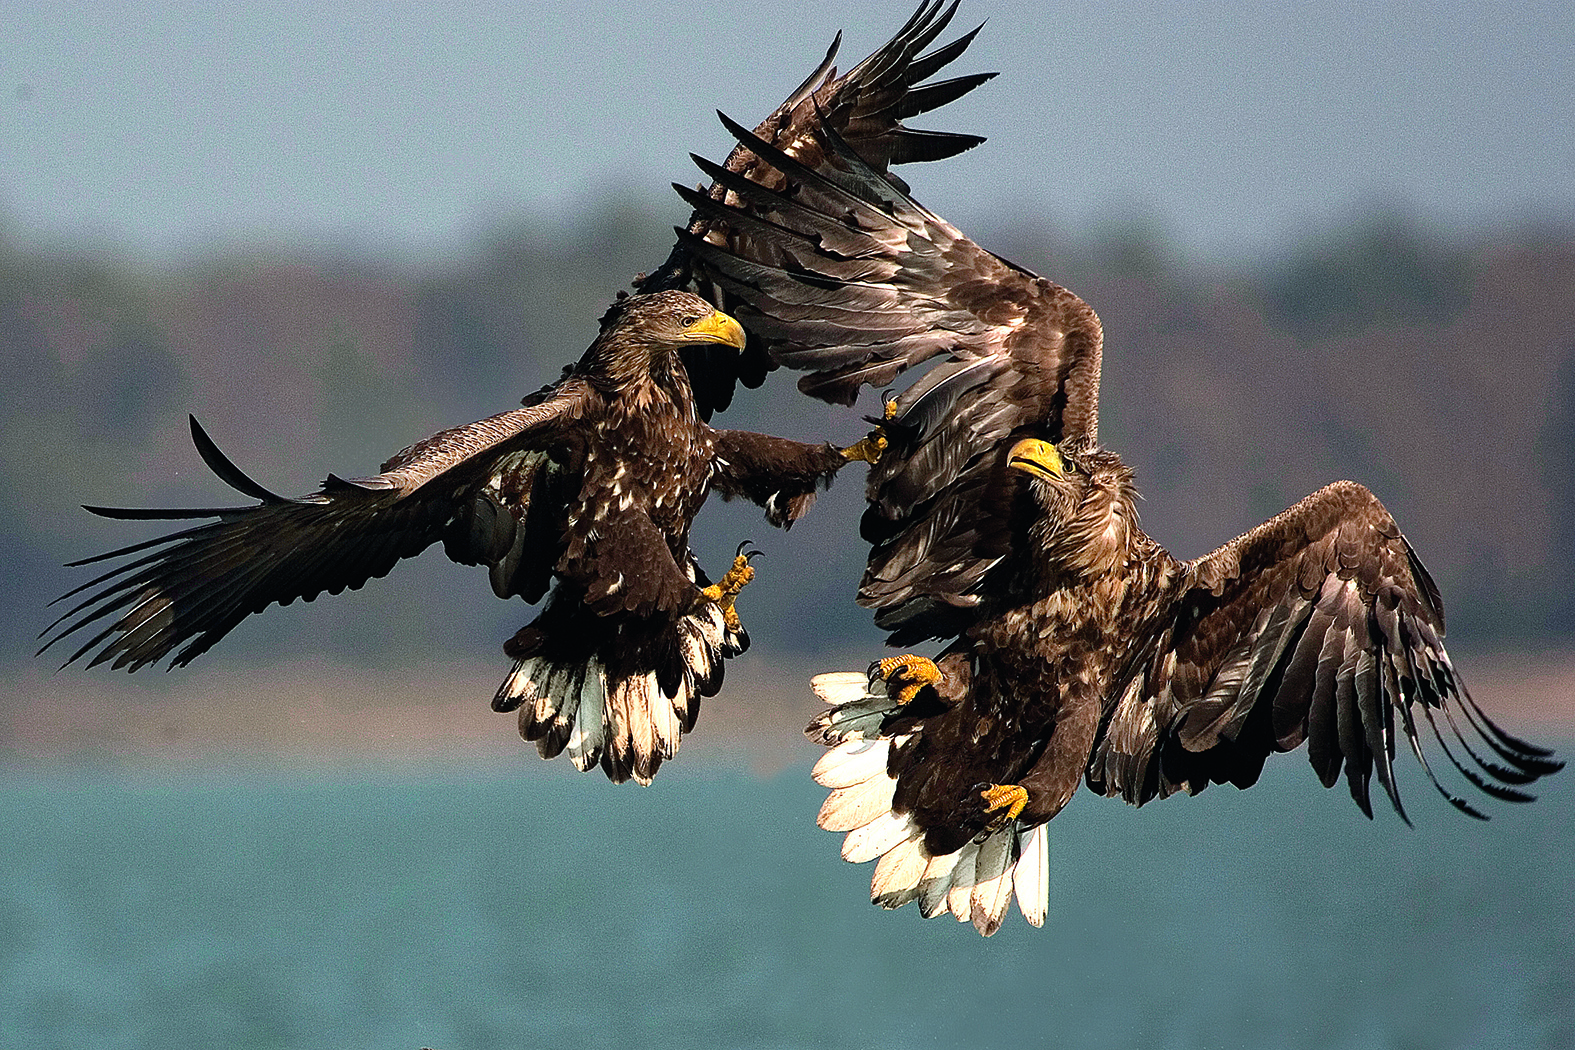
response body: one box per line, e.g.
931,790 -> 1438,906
5,202 -> 1573,686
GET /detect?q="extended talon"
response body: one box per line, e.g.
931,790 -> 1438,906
840,429 -> 887,465
869,653 -> 943,705
700,546 -> 760,632
840,398 -> 897,465
980,783 -> 1029,823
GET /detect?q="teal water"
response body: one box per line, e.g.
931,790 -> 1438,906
2,753 -> 1570,1050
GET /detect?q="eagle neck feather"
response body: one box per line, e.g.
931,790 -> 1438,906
604,348 -> 695,422
1033,469 -> 1144,583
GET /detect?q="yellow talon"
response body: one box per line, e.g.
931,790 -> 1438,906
980,783 -> 1029,822
840,429 -> 887,465
839,400 -> 897,465
870,653 -> 943,705
700,550 -> 757,633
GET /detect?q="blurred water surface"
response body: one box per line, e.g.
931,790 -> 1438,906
2,754 -> 1570,1050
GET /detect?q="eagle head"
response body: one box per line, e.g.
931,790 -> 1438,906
588,290 -> 745,390
1007,435 -> 1141,578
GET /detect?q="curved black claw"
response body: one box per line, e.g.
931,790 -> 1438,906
704,544 -> 760,634
867,653 -> 943,706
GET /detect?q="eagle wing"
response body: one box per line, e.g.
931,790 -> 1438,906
638,0 -> 998,418
1088,481 -> 1563,821
40,386 -> 591,671
672,110 -> 1104,643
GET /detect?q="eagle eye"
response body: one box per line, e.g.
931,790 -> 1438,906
680,314 -> 702,328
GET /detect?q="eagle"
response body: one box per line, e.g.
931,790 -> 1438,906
673,22 -> 1565,931
39,2 -> 991,785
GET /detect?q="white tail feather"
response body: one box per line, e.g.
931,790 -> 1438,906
812,738 -> 892,789
625,674 -> 656,784
499,657 -> 543,707
567,661 -> 607,772
818,774 -> 898,832
870,834 -> 928,908
918,849 -> 961,918
689,602 -> 725,648
809,663 -> 1054,936
1013,823 -> 1049,927
944,839 -> 981,921
806,670 -> 902,747
654,674 -> 685,760
811,670 -> 880,705
841,811 -> 916,864
969,828 -> 1016,936
532,664 -> 574,734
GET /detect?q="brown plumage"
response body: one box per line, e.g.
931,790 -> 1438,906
39,1 -> 999,782
677,13 -> 1563,933
41,292 -> 846,783
639,0 -> 996,414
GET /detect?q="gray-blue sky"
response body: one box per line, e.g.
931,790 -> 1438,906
3,0 -> 1573,264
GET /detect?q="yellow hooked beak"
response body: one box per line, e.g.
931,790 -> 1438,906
682,308 -> 747,351
1006,438 -> 1065,481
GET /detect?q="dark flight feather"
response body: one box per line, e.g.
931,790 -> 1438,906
44,290 -> 850,783
670,13 -> 1565,933
43,3 -> 1006,778
637,0 -> 995,418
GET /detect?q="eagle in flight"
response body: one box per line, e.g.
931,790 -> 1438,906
674,9 -> 1565,933
39,2 -> 992,785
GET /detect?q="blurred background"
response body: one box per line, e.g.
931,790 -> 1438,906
3,3 -> 1572,1048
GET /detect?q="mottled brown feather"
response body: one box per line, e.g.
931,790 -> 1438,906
766,17 -> 1563,925
41,4 -> 1009,783
43,291 -> 853,786
637,0 -> 997,419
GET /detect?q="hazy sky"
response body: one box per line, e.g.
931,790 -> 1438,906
4,0 -> 1572,265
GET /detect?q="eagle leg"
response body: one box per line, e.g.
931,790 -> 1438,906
700,545 -> 760,633
980,783 -> 1029,823
869,653 -> 943,706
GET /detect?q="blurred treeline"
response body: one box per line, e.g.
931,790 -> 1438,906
5,200 -> 1573,676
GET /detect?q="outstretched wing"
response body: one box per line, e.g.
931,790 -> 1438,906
639,0 -> 998,418
40,388 -> 591,671
672,110 -> 1104,643
1088,481 -> 1563,820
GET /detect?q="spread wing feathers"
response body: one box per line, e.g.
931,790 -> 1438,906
807,670 -> 1048,936
678,115 -> 1103,639
638,0 -> 996,418
703,0 -> 993,189
1088,481 -> 1564,821
494,557 -> 747,786
40,393 -> 587,671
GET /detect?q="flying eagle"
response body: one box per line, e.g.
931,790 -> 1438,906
39,2 -> 991,784
675,29 -> 1564,931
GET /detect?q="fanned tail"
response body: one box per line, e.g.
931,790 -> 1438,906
495,579 -> 747,786
807,670 -> 1048,936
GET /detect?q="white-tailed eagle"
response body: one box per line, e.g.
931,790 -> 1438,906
672,6 -> 1564,933
41,1 -> 992,784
